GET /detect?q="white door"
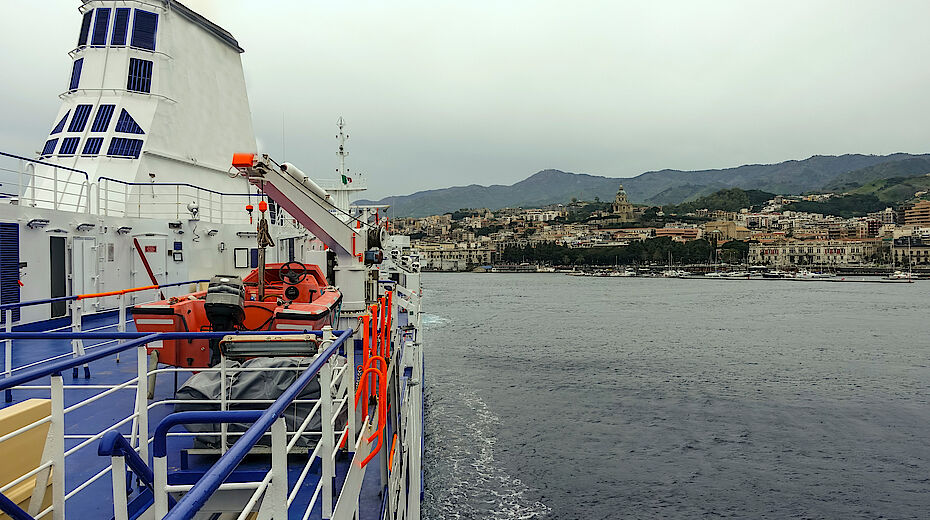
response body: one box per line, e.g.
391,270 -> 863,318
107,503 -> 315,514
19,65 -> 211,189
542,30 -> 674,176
72,237 -> 97,313
131,235 -> 167,304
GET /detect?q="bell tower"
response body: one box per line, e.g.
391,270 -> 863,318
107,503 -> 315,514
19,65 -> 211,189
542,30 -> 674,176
612,184 -> 634,222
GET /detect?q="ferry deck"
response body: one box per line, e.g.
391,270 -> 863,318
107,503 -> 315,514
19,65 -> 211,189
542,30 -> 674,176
1,268 -> 424,520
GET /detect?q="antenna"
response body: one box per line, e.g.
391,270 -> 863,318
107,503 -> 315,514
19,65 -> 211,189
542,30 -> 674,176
336,117 -> 349,184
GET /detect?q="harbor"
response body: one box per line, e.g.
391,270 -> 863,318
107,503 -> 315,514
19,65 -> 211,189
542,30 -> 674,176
477,264 -> 923,282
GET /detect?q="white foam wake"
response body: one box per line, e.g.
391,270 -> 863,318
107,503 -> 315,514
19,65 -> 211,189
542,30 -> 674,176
421,313 -> 450,328
425,388 -> 550,519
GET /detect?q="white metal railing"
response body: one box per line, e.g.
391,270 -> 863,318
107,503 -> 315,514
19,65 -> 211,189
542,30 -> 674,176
0,329 -> 367,520
2,281 -> 205,397
147,330 -> 355,520
0,152 -> 304,229
0,338 -> 150,520
0,152 -> 90,213
97,177 -> 258,225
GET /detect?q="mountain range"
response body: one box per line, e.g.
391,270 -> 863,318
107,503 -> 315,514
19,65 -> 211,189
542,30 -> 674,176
359,153 -> 930,218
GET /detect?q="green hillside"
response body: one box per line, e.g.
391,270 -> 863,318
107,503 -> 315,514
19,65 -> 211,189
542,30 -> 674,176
849,174 -> 930,203
822,158 -> 930,192
662,188 -> 776,214
786,194 -> 887,218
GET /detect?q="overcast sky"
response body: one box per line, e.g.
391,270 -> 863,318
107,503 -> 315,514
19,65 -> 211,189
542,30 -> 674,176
2,1 -> 929,198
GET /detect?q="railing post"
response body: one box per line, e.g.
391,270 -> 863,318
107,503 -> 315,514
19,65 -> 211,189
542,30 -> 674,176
109,455 -> 129,520
17,158 -> 23,200
220,352 -> 228,454
70,299 -> 89,378
29,164 -> 36,207
407,344 -> 422,519
50,374 -> 66,520
135,344 -> 150,464
320,328 -> 335,519
53,166 -> 59,211
4,309 -> 12,403
346,327 -> 357,442
270,417 -> 288,519
115,292 -> 126,363
153,451 -> 168,519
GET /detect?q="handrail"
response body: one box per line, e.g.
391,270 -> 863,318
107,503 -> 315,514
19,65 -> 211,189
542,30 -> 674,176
98,430 -> 178,507
0,334 -> 158,391
97,176 -> 260,197
0,279 -> 208,312
0,331 -> 322,391
0,492 -> 31,520
0,150 -> 90,180
152,411 -> 262,458
161,329 -> 352,520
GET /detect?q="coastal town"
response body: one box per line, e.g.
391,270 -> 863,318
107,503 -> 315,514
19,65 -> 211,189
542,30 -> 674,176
387,184 -> 930,274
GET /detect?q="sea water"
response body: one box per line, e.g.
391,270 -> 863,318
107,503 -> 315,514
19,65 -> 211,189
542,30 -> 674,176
421,273 -> 930,519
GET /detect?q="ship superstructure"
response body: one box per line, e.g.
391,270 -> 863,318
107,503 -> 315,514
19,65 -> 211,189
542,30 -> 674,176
0,1 -> 363,325
0,2 -> 424,519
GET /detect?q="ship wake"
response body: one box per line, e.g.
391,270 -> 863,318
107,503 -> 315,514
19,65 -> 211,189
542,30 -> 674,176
424,386 -> 550,519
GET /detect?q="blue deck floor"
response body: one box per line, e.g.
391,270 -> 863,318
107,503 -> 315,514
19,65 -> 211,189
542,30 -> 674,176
1,313 -> 387,519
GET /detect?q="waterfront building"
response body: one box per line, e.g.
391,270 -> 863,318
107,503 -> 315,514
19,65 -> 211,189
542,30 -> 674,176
891,236 -> 930,266
749,238 -> 881,266
415,240 -> 496,271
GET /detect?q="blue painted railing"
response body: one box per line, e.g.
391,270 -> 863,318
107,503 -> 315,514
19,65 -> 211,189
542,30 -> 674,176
152,410 -> 263,458
98,430 -> 178,507
0,330 -> 321,391
0,493 -> 32,520
0,328 -> 348,520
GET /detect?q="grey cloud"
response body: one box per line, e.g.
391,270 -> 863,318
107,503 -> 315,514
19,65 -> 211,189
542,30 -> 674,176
3,1 -> 929,199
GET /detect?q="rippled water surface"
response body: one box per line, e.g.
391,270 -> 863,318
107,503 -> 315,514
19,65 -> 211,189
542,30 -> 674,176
420,273 -> 930,519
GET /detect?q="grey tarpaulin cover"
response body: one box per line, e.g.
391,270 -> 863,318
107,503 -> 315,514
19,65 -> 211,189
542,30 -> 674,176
175,356 -> 347,448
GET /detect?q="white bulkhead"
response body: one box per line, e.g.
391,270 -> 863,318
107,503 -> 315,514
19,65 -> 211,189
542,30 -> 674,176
0,1 -> 331,325
37,0 -> 256,195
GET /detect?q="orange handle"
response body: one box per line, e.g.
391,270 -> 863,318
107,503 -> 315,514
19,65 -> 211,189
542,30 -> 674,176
77,284 -> 159,300
388,433 -> 397,470
358,364 -> 387,468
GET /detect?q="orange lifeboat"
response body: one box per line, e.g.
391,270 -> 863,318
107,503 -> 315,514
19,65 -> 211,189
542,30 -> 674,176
131,262 -> 341,368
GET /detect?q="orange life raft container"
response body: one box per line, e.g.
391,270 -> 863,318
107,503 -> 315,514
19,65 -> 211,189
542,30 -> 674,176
131,262 -> 342,368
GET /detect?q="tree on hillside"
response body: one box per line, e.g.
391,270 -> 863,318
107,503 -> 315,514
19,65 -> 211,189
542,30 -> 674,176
664,188 -> 776,214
